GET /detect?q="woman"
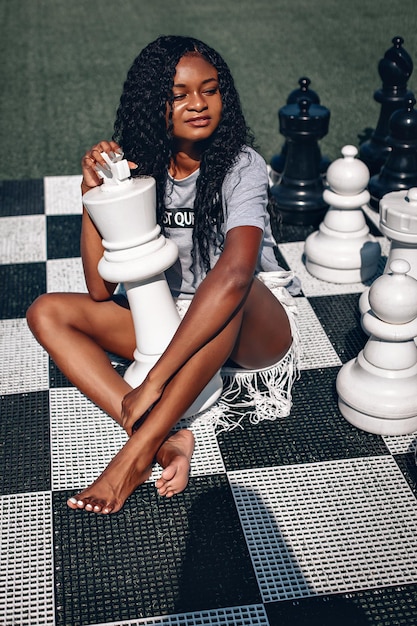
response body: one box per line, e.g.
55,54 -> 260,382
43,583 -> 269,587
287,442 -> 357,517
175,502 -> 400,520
27,35 -> 299,514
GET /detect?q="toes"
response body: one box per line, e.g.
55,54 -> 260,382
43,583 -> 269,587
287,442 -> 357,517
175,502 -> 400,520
161,465 -> 177,481
67,495 -> 114,514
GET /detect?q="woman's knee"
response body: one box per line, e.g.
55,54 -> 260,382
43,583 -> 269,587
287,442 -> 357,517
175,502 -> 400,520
26,293 -> 67,339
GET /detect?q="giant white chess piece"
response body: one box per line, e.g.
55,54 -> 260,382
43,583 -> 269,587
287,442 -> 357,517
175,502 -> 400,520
336,259 -> 417,435
359,187 -> 417,316
304,145 -> 380,283
82,151 -> 223,417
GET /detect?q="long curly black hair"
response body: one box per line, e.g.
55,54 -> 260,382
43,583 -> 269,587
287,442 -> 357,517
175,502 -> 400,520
113,35 -> 256,274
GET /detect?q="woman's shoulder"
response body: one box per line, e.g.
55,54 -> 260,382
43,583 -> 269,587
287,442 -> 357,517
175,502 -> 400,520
233,145 -> 267,170
223,146 -> 268,190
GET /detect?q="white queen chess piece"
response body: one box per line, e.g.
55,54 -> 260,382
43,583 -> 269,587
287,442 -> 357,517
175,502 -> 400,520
336,259 -> 417,435
304,145 -> 380,283
82,151 -> 223,417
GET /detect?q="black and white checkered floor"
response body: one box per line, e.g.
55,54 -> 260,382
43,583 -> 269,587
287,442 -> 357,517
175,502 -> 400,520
2,176 -> 417,626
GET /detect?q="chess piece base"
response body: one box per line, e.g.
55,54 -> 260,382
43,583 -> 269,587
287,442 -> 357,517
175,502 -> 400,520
336,356 -> 417,435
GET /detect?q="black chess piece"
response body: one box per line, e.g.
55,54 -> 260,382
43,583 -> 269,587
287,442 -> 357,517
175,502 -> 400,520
368,97 -> 417,211
270,98 -> 330,226
359,36 -> 414,177
271,78 -> 320,178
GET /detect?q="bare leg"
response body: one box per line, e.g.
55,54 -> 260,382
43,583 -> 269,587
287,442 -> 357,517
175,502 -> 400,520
27,291 -> 198,505
66,278 -> 292,513
27,292 -> 136,426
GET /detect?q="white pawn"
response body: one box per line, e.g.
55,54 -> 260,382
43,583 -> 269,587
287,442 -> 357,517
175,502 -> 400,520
336,259 -> 417,435
304,145 -> 380,283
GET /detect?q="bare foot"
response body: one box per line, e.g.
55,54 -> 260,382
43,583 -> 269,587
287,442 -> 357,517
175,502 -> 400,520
67,436 -> 153,514
155,429 -> 195,498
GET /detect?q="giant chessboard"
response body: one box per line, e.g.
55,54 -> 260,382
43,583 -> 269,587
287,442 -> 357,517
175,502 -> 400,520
2,176 -> 417,626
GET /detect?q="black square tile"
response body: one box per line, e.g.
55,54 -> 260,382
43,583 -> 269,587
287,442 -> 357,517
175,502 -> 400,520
53,474 -> 260,625
266,584 -> 417,626
0,391 -> 50,494
0,262 -> 46,319
47,215 -> 81,259
0,179 -> 44,216
218,367 -> 389,471
308,293 -> 368,363
395,452 -> 417,498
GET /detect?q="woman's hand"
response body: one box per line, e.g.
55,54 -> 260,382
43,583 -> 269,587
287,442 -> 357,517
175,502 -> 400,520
121,376 -> 165,437
81,140 -> 137,195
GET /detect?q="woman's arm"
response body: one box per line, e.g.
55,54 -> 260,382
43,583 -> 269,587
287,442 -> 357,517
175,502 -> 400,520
152,225 -> 262,378
121,225 -> 263,424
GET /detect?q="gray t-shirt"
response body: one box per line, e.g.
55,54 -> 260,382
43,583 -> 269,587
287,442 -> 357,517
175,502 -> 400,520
163,146 -> 288,298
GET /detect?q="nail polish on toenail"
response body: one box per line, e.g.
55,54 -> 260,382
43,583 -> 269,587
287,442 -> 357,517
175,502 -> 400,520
77,500 -> 84,507
68,497 -> 77,504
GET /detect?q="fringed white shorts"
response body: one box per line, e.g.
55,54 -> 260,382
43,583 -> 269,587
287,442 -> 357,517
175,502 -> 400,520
176,270 -> 300,433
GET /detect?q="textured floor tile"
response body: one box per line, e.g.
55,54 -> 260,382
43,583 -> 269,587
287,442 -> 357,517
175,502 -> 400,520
85,605 -> 269,626
217,367 -> 389,471
47,256 -> 87,293
296,296 -> 341,370
308,292 -> 369,363
53,475 -> 260,625
44,175 -> 83,215
49,387 -> 128,491
46,214 -> 81,259
50,390 -> 226,492
0,390 -> 50,495
266,583 -> 417,625
0,261 -> 46,319
278,239 -> 390,298
0,215 -> 46,264
0,492 -> 54,625
229,456 -> 417,602
0,318 -> 49,394
0,179 -> 44,217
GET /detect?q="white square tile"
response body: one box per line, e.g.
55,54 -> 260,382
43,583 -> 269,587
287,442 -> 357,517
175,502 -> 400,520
44,175 -> 83,215
229,456 -> 417,602
0,215 -> 46,264
296,297 -> 341,370
0,318 -> 49,394
49,387 -> 128,491
47,257 -> 87,293
94,605 -> 270,626
0,492 -> 54,625
383,432 -> 417,455
278,239 -> 390,298
50,386 -> 226,492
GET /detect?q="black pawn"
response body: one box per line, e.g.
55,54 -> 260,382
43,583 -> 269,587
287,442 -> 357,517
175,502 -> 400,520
271,98 -> 330,226
359,36 -> 414,176
368,97 -> 417,210
271,78 -> 322,178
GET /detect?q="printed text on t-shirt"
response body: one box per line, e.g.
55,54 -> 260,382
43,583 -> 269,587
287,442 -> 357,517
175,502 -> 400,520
163,208 -> 194,228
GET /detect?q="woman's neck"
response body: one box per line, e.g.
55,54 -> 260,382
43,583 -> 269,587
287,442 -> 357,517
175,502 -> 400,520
169,141 -> 203,179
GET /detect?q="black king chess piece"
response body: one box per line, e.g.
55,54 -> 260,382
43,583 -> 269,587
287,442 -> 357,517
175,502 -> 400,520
368,96 -> 417,211
359,36 -> 414,177
270,77 -> 329,180
271,98 -> 330,226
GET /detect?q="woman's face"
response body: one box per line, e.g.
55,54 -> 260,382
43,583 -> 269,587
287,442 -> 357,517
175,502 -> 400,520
167,53 -> 223,149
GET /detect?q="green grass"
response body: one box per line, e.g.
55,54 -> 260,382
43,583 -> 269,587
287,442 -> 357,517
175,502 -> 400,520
1,0 -> 416,180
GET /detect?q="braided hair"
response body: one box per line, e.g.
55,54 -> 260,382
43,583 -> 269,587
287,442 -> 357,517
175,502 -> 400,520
113,35 -> 255,274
